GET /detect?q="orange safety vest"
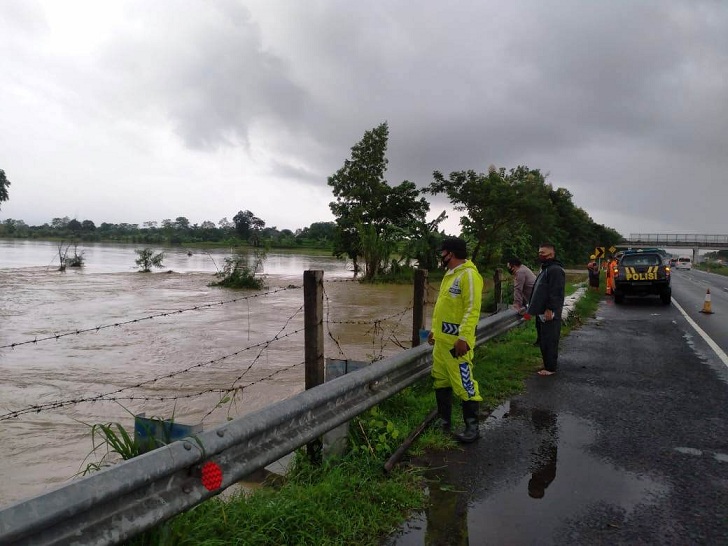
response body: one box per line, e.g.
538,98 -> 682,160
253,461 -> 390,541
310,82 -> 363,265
607,259 -> 617,290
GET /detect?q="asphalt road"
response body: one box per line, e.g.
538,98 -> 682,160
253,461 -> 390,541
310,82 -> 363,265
670,268 -> 728,353
389,292 -> 728,545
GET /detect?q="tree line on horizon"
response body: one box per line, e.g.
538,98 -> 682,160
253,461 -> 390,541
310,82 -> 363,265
0,123 -> 623,277
0,213 -> 338,250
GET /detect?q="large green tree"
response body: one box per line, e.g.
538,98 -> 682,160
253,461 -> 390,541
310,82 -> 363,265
0,169 -> 9,210
233,210 -> 265,243
296,221 -> 336,245
328,122 -> 429,279
428,166 -> 550,265
400,210 -> 448,271
429,165 -> 622,267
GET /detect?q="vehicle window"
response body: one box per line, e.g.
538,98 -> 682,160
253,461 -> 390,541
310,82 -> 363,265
678,258 -> 691,263
621,254 -> 661,266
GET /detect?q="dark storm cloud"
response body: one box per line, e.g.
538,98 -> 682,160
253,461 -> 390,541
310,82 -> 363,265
2,0 -> 726,233
253,0 -> 727,233
99,0 -> 309,150
88,0 -> 728,195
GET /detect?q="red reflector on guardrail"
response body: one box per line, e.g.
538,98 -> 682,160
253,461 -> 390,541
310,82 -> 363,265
201,462 -> 223,491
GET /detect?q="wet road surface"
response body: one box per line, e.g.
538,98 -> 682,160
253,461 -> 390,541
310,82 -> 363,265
390,296 -> 728,545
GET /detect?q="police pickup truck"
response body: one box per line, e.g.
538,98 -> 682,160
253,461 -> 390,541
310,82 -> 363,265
613,249 -> 671,305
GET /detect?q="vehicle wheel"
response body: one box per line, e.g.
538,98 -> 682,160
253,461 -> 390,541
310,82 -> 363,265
614,291 -> 625,304
661,291 -> 671,305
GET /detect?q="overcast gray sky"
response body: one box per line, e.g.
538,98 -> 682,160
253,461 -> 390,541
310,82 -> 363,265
1,0 -> 726,237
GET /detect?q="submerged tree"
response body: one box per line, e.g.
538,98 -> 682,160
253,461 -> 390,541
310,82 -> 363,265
65,243 -> 85,268
56,241 -> 71,271
135,249 -> 165,272
55,241 -> 85,271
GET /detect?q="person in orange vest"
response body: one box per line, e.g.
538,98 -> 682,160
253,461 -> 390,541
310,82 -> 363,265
606,255 -> 618,295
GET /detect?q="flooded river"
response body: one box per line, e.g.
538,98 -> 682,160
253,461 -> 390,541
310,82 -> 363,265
0,240 -> 421,506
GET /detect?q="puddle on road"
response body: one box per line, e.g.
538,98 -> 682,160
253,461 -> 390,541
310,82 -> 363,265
390,404 -> 669,545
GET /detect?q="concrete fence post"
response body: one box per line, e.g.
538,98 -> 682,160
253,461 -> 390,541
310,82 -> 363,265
411,268 -> 428,347
304,269 -> 324,463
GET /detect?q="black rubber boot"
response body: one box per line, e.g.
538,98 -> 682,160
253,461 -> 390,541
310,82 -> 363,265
454,400 -> 480,443
434,388 -> 452,433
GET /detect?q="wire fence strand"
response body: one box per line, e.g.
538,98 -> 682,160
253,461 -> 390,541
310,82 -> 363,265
0,286 -> 300,350
0,326 -> 305,421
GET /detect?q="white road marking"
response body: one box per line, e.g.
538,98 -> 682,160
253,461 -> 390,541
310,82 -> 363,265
672,298 -> 728,369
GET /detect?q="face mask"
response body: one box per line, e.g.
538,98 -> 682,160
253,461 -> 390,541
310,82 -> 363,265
441,253 -> 452,268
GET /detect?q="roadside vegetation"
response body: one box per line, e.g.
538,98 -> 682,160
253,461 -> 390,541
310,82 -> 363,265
124,275 -> 598,546
694,262 -> 728,277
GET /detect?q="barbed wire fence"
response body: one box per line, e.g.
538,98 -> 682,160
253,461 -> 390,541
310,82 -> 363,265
0,267 -> 425,504
0,261 -> 441,510
1,276 -> 419,425
322,281 -> 415,364
0,286 -> 298,350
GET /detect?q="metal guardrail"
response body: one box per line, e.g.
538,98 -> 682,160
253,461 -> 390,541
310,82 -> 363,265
0,310 -> 524,546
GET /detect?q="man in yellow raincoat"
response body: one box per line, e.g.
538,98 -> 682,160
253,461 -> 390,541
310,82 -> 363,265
428,237 -> 483,443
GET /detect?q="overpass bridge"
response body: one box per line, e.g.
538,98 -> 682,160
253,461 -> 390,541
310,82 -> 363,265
618,234 -> 728,263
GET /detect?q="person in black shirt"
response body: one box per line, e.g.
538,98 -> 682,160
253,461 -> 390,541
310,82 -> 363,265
526,243 -> 565,376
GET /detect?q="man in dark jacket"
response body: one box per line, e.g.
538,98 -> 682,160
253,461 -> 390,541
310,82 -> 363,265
526,243 -> 565,376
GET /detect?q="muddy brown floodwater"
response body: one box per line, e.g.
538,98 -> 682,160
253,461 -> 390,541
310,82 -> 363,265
0,242 -> 428,506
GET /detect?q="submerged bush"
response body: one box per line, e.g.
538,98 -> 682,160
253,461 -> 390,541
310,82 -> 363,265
65,248 -> 85,268
212,247 -> 267,289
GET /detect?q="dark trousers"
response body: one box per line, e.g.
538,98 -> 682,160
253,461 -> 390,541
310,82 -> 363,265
538,318 -> 561,372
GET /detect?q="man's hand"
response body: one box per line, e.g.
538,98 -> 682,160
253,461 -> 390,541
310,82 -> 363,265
544,309 -> 554,321
453,338 -> 469,357
427,331 -> 435,346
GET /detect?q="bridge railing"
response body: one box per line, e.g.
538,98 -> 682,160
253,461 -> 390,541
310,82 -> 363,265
627,234 -> 728,245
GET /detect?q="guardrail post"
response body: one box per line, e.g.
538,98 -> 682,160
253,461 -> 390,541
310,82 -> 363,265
411,268 -> 428,347
304,269 -> 324,463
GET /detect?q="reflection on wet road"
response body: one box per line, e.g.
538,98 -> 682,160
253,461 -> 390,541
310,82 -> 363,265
391,293 -> 728,544
469,410 -> 668,543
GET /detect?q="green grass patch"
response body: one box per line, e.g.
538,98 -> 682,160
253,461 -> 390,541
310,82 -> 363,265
128,456 -> 425,546
472,324 -> 543,410
694,263 -> 728,276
